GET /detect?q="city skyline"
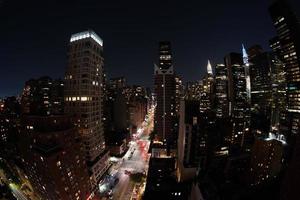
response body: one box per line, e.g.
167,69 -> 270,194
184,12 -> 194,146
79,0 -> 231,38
1,0 -> 300,96
1,0 -> 300,199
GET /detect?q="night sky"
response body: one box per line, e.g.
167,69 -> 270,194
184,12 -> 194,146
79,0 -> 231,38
1,0 -> 300,97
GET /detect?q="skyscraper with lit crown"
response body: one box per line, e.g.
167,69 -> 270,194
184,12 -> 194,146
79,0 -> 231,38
64,30 -> 110,192
154,41 -> 176,147
199,60 -> 214,113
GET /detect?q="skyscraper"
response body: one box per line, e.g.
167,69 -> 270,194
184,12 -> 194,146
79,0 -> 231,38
269,38 -> 288,137
250,52 -> 272,114
225,53 -> 251,147
250,51 -> 273,137
269,1 -> 300,198
215,64 -> 229,118
269,0 -> 300,137
199,60 -> 214,113
154,41 -> 176,146
224,53 -> 243,117
242,45 -> 251,101
64,30 -> 109,192
231,63 -> 250,147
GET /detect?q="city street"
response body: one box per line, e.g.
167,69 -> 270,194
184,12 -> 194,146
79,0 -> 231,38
9,183 -> 28,200
112,139 -> 150,200
110,105 -> 154,200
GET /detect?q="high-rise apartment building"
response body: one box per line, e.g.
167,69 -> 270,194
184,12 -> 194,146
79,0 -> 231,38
19,115 -> 91,200
154,41 -> 176,146
64,30 -> 109,191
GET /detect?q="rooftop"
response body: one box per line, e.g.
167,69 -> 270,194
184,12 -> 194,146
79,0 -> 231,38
70,30 -> 103,46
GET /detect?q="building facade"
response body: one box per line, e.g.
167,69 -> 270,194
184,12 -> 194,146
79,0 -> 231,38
19,115 -> 91,200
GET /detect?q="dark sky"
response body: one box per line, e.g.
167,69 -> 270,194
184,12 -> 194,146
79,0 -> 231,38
1,0 -> 300,97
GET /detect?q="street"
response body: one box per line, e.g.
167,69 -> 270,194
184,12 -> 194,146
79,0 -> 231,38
112,139 -> 150,200
101,105 -> 154,200
9,183 -> 28,200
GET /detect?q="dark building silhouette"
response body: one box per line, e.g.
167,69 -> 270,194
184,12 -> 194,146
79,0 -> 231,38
178,100 -> 207,181
247,45 -> 264,60
144,157 -> 191,200
21,76 -> 64,116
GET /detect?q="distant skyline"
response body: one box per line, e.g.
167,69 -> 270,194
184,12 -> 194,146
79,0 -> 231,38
1,0 -> 300,97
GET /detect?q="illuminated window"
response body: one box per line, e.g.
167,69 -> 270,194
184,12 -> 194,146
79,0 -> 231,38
81,97 -> 88,101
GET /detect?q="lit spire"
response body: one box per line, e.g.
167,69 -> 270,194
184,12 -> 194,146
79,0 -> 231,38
242,44 -> 249,66
207,60 -> 213,75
